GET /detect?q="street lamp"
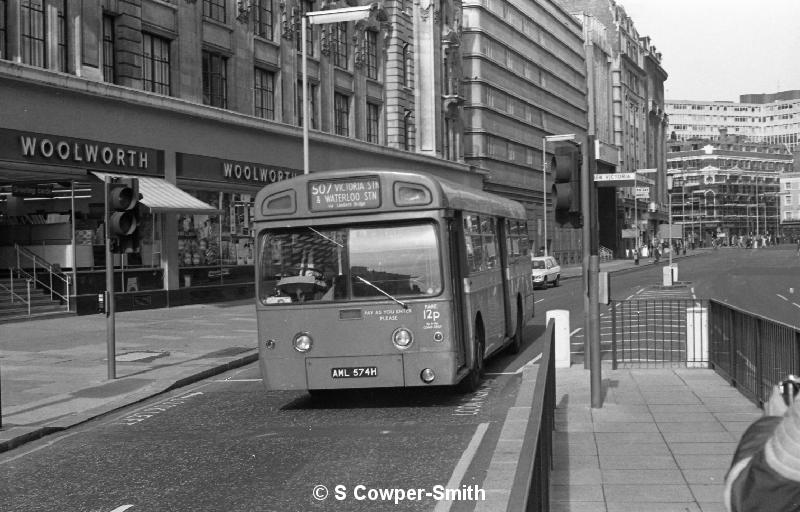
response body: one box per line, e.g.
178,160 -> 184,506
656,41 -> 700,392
302,4 -> 383,174
542,133 -> 575,256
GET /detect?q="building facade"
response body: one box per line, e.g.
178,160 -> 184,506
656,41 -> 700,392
0,0 -> 479,313
666,131 -> 793,245
666,90 -> 800,152
560,0 -> 668,257
461,0 -> 589,263
780,171 -> 800,241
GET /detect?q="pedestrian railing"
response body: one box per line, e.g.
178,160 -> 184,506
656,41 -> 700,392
610,299 -> 708,369
0,268 -> 32,316
708,300 -> 800,406
507,319 -> 555,512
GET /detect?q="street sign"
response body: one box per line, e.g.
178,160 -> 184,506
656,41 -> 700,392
635,186 -> 650,199
593,172 -> 655,188
621,228 -> 637,239
657,224 -> 683,239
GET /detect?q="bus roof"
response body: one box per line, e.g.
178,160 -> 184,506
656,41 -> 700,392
254,169 -> 527,221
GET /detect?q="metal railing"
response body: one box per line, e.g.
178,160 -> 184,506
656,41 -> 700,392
599,245 -> 613,261
610,299 -> 709,369
10,244 -> 71,312
708,300 -> 800,406
507,319 -> 555,512
0,268 -> 31,316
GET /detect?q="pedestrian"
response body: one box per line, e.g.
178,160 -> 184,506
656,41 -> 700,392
796,238 -> 800,257
724,378 -> 800,511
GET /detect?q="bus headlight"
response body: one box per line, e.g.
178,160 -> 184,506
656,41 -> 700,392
392,327 -> 413,349
420,368 -> 436,383
293,333 -> 313,352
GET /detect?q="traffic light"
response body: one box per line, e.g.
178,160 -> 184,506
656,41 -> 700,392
106,177 -> 142,253
552,145 -> 582,228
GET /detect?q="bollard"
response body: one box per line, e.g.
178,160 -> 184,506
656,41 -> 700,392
546,309 -> 571,368
671,264 -> 679,283
662,265 -> 673,287
686,307 -> 708,368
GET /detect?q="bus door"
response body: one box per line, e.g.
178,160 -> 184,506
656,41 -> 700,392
448,214 -> 467,368
497,218 -> 513,338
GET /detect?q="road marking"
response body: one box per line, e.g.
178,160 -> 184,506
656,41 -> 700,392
211,379 -> 262,382
777,294 -> 788,301
793,303 -> 800,310
535,298 -> 544,304
570,328 -> 582,336
111,391 -> 205,426
433,422 -> 489,512
485,354 -> 542,376
109,506 -> 134,512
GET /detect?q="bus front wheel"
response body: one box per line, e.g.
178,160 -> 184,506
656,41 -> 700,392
458,324 -> 485,393
508,302 -> 524,354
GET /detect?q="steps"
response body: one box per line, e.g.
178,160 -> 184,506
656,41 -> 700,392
0,277 -> 73,323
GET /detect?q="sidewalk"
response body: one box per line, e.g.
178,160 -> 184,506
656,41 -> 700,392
0,300 -> 259,452
560,247 -> 707,280
551,364 -> 761,512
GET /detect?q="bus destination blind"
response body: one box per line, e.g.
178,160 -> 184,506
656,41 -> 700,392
308,177 -> 381,211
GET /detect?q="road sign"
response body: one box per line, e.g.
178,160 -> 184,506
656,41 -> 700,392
593,172 -> 655,188
635,186 -> 650,199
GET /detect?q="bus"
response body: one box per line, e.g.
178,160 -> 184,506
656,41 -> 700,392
253,169 -> 533,393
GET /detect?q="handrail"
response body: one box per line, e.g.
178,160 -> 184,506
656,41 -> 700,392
0,268 -> 31,316
12,244 -> 71,311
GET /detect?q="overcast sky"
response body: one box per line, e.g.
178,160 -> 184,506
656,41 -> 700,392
615,0 -> 800,102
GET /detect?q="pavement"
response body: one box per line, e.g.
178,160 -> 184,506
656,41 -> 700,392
0,299 -> 260,451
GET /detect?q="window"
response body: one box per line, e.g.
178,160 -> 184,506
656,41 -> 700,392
142,33 -> 170,95
296,80 -> 317,129
21,0 -> 46,68
203,0 -> 226,23
0,0 -> 6,59
202,51 -> 227,108
255,0 -> 273,40
56,0 -> 66,71
401,42 -> 411,87
365,30 -> 378,79
258,223 -> 442,304
786,196 -> 793,206
464,214 -> 499,273
403,110 -> 412,150
102,14 -> 115,83
295,0 -> 313,56
366,102 -> 380,143
333,22 -> 348,69
254,68 -> 275,119
334,93 -> 350,136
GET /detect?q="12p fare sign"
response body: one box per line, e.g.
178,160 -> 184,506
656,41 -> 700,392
308,177 -> 381,211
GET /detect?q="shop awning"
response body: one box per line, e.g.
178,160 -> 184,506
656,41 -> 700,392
91,172 -> 218,213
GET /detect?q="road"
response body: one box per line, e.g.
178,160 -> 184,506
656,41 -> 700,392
0,329 -> 545,512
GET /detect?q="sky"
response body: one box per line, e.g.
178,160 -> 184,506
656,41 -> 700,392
614,0 -> 800,102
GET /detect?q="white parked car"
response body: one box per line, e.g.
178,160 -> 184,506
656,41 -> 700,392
531,256 -> 561,289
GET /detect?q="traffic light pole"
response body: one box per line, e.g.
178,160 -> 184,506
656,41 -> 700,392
582,135 -> 602,407
104,177 -> 116,380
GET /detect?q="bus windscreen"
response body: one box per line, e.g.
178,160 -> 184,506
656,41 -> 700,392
259,222 -> 442,304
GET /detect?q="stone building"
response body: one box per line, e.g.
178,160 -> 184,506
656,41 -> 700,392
0,0 -> 476,313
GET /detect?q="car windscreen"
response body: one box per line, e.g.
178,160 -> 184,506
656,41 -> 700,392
532,260 -> 546,269
258,222 -> 442,304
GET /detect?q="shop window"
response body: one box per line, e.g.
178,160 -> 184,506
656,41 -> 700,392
255,0 -> 273,40
202,50 -> 227,108
21,0 -> 46,68
142,33 -> 171,95
255,68 -> 275,120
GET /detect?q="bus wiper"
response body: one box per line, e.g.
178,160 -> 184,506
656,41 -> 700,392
355,276 -> 408,309
309,227 -> 343,247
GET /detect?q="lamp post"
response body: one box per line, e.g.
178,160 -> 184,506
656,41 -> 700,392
542,133 -> 575,256
633,168 -> 656,263
302,4 -> 382,174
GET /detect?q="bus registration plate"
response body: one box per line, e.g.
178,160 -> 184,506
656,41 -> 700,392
331,366 -> 378,378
